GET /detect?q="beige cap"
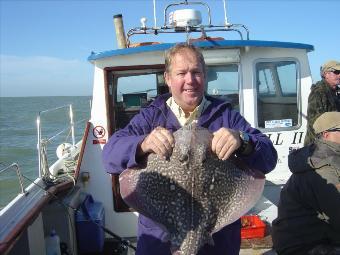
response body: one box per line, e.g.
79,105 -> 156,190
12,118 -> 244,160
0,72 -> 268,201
313,112 -> 340,134
321,60 -> 340,73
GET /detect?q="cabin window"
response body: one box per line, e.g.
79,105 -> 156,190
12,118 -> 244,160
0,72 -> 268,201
256,61 -> 298,129
110,70 -> 167,132
107,68 -> 167,212
206,65 -> 239,110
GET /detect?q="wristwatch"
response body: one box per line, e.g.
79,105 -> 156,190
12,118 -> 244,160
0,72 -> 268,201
237,131 -> 253,155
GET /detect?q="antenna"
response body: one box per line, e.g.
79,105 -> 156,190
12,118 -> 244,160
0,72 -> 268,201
222,0 -> 230,26
153,0 -> 157,28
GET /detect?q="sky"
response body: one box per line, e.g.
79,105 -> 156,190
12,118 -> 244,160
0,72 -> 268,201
0,0 -> 339,97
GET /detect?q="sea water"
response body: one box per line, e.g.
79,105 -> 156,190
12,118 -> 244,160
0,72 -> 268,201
0,96 -> 91,208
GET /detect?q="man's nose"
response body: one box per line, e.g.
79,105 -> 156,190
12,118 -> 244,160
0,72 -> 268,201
185,72 -> 195,83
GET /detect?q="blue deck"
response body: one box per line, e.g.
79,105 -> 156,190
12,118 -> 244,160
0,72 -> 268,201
88,40 -> 314,62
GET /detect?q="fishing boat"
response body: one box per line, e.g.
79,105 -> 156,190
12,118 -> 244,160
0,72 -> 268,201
0,1 -> 314,254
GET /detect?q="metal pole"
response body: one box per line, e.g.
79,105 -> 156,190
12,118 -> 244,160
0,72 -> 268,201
37,115 -> 42,177
222,0 -> 229,26
70,105 -> 76,147
153,0 -> 157,28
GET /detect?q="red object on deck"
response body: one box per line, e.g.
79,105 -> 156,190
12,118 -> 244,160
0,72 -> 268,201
241,215 -> 266,239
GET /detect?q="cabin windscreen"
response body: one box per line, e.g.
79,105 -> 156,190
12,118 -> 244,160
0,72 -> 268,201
110,65 -> 240,131
112,71 -> 166,131
256,60 -> 299,129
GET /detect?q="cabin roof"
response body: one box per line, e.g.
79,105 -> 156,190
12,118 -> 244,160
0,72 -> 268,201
88,40 -> 314,62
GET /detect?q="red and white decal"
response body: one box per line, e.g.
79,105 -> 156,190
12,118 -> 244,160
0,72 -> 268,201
93,139 -> 106,144
93,126 -> 106,138
92,126 -> 107,144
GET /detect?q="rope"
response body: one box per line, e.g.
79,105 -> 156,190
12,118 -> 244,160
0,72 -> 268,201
40,138 -> 52,182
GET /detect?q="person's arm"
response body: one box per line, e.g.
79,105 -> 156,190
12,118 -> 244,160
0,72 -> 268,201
102,109 -> 153,174
308,170 -> 340,230
306,86 -> 329,131
102,106 -> 174,174
228,110 -> 278,174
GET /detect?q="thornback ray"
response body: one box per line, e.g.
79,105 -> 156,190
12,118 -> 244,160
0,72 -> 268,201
119,124 -> 265,255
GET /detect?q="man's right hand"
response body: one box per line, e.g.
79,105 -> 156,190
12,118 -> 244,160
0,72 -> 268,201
138,127 -> 175,159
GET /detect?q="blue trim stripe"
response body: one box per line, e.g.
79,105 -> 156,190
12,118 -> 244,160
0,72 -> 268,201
88,40 -> 314,61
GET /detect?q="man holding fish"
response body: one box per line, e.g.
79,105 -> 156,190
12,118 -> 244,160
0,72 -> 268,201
103,43 -> 277,255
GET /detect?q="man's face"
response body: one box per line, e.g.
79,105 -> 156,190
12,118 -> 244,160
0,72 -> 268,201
164,49 -> 205,113
324,70 -> 340,90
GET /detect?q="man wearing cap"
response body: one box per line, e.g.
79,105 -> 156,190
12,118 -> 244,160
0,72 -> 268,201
304,60 -> 340,145
272,112 -> 340,255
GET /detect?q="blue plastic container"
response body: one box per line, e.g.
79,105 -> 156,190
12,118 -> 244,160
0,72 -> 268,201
75,195 -> 105,253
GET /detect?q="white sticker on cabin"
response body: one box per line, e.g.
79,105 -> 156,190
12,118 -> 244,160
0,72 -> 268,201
265,119 -> 292,128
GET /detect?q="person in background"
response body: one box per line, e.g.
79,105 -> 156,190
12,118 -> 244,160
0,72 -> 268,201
304,60 -> 340,145
272,112 -> 340,255
102,43 -> 277,255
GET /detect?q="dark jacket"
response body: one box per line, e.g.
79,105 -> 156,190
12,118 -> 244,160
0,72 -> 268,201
103,94 -> 277,255
304,80 -> 340,145
272,139 -> 340,255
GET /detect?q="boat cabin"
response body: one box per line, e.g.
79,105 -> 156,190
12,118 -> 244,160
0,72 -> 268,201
0,1 -> 314,254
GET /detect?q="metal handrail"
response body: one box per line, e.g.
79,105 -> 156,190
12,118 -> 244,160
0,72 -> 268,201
0,163 -> 26,194
126,24 -> 249,46
37,104 -> 76,178
126,0 -> 250,46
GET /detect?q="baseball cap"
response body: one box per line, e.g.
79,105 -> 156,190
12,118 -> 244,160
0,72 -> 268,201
313,112 -> 340,134
321,60 -> 340,73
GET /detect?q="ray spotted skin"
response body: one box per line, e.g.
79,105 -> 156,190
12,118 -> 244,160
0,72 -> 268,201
120,125 -> 265,255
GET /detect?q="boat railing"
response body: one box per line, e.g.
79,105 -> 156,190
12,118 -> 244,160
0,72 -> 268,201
36,104 -> 87,180
126,0 -> 250,46
0,163 -> 26,195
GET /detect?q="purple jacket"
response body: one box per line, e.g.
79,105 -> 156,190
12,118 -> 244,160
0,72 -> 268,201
103,94 -> 277,255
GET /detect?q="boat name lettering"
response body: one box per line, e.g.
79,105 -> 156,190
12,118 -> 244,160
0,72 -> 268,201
266,131 -> 304,146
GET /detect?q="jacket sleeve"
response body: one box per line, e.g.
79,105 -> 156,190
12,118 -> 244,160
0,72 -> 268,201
306,87 -> 328,131
102,108 -> 154,174
309,169 -> 340,231
229,110 -> 278,174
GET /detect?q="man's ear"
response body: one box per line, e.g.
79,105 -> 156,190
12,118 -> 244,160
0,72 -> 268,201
322,131 -> 330,139
164,72 -> 171,88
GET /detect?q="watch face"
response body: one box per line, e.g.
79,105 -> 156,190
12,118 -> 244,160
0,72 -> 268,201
238,131 -> 253,155
240,131 -> 250,142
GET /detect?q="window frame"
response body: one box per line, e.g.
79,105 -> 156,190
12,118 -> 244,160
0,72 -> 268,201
105,65 -> 165,136
253,58 -> 302,131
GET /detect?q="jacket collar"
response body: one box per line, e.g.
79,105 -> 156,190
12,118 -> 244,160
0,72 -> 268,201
310,139 -> 340,169
288,139 -> 340,174
149,93 -> 232,127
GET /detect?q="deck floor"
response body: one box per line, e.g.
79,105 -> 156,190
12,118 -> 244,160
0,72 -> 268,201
240,235 -> 277,254
84,235 -> 277,255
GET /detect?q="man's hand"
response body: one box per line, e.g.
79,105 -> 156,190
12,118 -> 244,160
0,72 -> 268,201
138,127 -> 175,159
212,127 -> 241,160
